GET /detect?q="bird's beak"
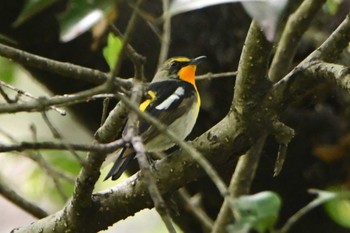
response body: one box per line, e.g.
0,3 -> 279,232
191,56 -> 206,65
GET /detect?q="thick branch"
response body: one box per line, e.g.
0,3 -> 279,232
233,21 -> 272,115
310,13 -> 350,62
212,20 -> 273,233
305,61 -> 350,90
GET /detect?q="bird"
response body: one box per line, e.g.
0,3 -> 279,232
104,56 -> 205,181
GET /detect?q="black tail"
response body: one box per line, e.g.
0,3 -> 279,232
104,147 -> 134,181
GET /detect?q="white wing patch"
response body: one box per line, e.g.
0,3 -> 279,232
156,87 -> 185,110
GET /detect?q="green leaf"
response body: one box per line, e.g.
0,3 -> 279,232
230,191 -> 281,233
13,0 -> 58,27
103,33 -> 122,71
324,188 -> 350,228
0,56 -> 16,84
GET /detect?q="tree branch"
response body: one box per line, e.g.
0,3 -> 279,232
158,0 -> 171,67
312,13 -> 350,62
0,82 -> 113,114
195,71 -> 237,81
212,20 -> 273,233
0,178 -> 48,219
111,0 -> 145,77
305,61 -> 350,90
10,9 -> 350,233
233,21 -> 272,115
0,80 -> 66,115
175,189 -> 214,231
0,139 -> 124,153
271,12 -> 350,108
269,0 -> 326,82
12,82 -> 247,233
211,135 -> 267,233
0,43 -> 107,85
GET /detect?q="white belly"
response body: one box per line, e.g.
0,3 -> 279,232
145,101 -> 200,152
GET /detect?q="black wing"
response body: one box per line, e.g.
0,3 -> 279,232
138,80 -> 197,143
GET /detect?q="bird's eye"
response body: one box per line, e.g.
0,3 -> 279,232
170,61 -> 179,68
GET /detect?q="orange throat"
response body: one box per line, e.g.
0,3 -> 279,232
179,65 -> 196,86
178,64 -> 200,105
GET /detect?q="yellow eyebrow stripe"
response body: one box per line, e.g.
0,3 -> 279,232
139,90 -> 156,112
168,57 -> 190,63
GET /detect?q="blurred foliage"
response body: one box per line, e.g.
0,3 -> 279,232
228,191 -> 281,233
58,0 -> 115,42
13,0 -> 115,42
324,187 -> 350,229
26,150 -> 81,206
45,150 -> 81,175
13,0 -> 58,27
323,0 -> 343,15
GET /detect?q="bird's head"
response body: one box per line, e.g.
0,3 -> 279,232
153,56 -> 206,84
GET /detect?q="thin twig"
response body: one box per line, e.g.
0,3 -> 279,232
177,188 -> 214,231
0,178 -> 48,219
196,71 -> 237,81
29,151 -> 76,183
41,112 -> 85,166
0,128 -> 76,183
132,136 -> 177,233
100,97 -> 111,126
111,0 -> 145,77
41,112 -> 61,139
0,82 -> 111,114
109,25 -> 146,81
211,135 -> 267,233
0,85 -> 14,103
269,0 -> 326,82
158,0 -> 171,67
278,190 -> 350,233
0,80 -> 66,115
30,150 -> 76,183
29,124 -> 69,201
